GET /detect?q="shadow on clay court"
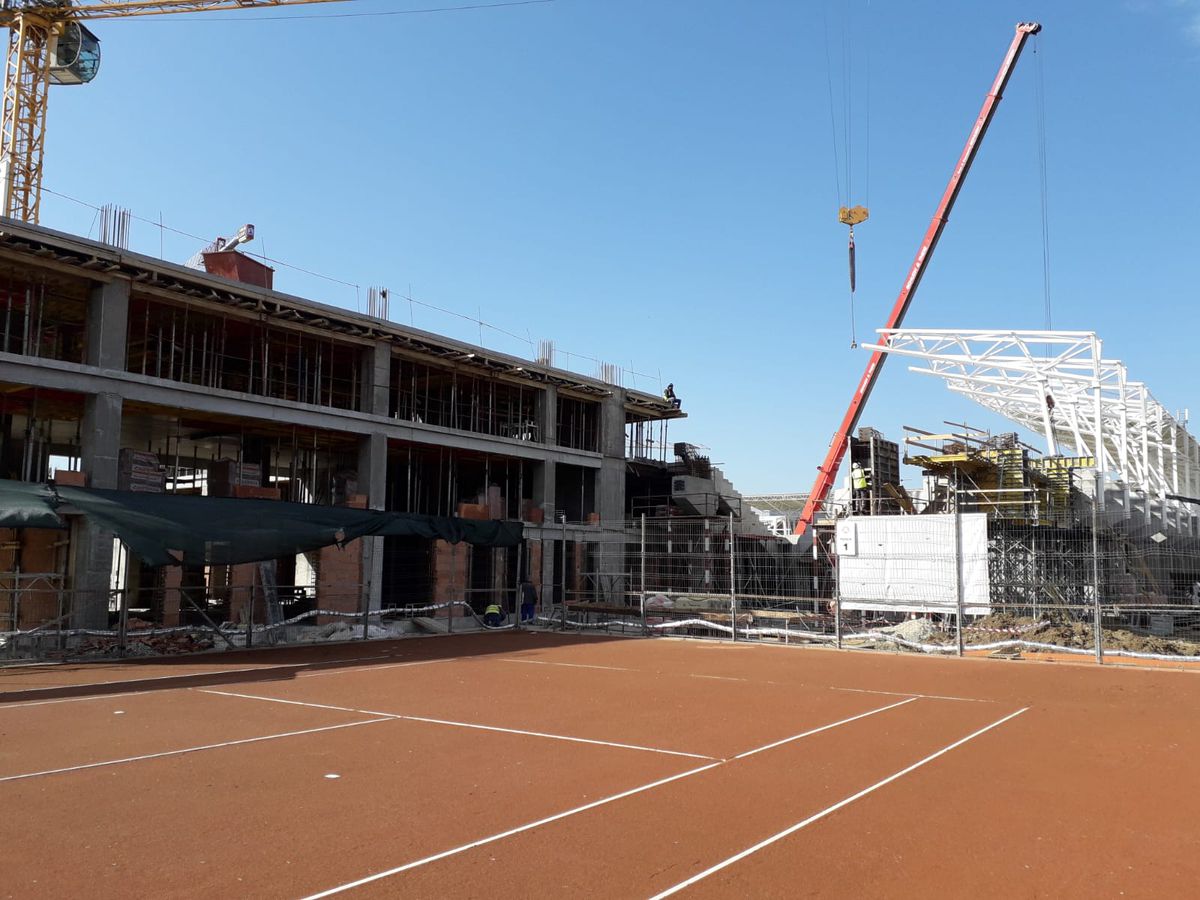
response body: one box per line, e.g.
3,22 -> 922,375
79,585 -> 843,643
0,630 -> 626,704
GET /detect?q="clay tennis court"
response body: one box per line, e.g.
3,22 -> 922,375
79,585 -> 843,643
3,632 -> 1198,899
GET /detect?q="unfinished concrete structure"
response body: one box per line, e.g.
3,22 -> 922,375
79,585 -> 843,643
0,219 -> 683,635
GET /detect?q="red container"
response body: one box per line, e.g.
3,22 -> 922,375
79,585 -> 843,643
202,251 -> 274,290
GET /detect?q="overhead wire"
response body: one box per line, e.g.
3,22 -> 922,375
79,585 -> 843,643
1033,33 -> 1052,333
132,0 -> 556,24
38,184 -> 661,387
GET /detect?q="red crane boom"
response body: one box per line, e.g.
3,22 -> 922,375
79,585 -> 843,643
794,21 -> 1042,538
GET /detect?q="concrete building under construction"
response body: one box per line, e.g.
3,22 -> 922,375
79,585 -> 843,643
0,219 -> 694,639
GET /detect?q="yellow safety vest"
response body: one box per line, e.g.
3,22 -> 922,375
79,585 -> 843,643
485,604 -> 502,616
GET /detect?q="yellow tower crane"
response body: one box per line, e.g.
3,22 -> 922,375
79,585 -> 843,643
0,0 -> 346,224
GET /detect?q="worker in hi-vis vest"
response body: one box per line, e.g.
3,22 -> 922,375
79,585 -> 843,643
483,602 -> 505,627
851,462 -> 871,512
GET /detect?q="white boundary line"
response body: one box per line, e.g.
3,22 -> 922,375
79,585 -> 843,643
731,697 -> 917,760
297,761 -> 724,900
291,696 -> 923,898
648,706 -> 1031,899
493,656 -> 992,703
829,686 -> 995,704
197,689 -> 718,761
499,659 -> 635,673
0,718 -> 393,783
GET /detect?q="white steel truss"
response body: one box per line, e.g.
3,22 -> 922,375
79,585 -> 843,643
865,330 -> 1200,518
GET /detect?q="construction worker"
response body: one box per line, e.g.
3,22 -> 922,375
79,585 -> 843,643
483,601 -> 505,628
663,383 -> 681,409
851,462 -> 871,512
519,581 -> 538,623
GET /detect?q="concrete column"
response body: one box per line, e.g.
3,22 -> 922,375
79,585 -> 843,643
596,390 -> 627,602
360,341 -> 391,416
539,384 -> 558,446
358,431 -> 387,615
71,391 -> 123,628
86,279 -> 130,371
598,389 -> 627,523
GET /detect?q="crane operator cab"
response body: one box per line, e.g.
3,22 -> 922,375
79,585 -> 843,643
49,22 -> 100,85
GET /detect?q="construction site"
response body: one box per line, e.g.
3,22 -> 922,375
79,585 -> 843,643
2,12 -> 1200,671
7,8 -> 1200,900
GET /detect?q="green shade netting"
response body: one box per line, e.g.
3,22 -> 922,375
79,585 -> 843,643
0,480 -> 522,567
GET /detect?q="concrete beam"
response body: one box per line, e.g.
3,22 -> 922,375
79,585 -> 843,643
0,354 -> 604,469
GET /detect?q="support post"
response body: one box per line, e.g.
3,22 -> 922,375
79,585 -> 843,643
448,540 -> 456,634
729,512 -> 737,643
514,540 -> 523,632
954,480 -> 965,657
640,513 -> 647,636
1092,471 -> 1104,664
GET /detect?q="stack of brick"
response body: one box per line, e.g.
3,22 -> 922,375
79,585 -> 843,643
118,449 -> 166,493
0,528 -> 63,628
527,539 -> 543,600
208,460 -> 263,497
315,494 -> 366,624
431,539 -> 469,614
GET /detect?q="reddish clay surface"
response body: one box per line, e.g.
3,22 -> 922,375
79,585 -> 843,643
3,631 -> 1199,898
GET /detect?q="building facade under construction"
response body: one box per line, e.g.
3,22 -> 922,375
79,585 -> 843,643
0,219 -> 700,648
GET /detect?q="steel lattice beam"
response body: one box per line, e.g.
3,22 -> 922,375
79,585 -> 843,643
866,329 -> 1200,509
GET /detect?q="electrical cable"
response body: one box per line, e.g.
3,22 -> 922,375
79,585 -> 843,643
129,0 -> 555,24
38,183 -> 661,388
1033,34 -> 1052,333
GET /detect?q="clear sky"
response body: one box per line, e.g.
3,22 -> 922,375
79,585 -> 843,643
37,0 -> 1200,493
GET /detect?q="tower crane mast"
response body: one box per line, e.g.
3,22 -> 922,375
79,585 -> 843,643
0,0 -> 345,225
793,21 -> 1042,539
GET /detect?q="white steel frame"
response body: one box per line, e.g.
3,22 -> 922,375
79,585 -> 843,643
866,329 -> 1200,529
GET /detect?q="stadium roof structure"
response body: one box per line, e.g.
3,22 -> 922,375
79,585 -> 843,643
866,329 -> 1200,506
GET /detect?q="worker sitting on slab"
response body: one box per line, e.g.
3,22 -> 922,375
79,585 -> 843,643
483,601 -> 506,628
663,383 -> 682,409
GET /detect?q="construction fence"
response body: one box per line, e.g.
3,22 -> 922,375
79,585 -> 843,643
542,509 -> 1200,665
9,505 -> 1200,666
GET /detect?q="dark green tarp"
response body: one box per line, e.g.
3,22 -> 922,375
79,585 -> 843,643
0,479 -> 522,567
0,480 -> 65,529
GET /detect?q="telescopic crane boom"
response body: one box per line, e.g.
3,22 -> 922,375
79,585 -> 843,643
793,21 -> 1042,538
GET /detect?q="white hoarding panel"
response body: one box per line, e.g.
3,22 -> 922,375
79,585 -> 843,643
836,514 -> 990,615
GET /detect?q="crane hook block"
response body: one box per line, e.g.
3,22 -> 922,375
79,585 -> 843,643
838,205 -> 869,227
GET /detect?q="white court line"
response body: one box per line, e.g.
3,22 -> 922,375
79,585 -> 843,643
297,657 -> 455,678
499,659 -> 634,672
689,674 -> 748,682
649,706 -> 1031,899
297,761 -> 724,900
829,686 -> 995,704
198,689 -> 717,761
295,693 -> 924,898
0,718 -> 392,783
399,714 -> 717,761
732,697 -> 917,760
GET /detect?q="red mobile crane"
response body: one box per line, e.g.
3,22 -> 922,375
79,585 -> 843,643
794,21 -> 1043,538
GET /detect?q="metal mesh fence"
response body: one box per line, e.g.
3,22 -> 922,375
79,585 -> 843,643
538,505 -> 1200,665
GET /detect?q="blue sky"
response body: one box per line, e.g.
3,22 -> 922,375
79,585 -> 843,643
39,0 -> 1200,493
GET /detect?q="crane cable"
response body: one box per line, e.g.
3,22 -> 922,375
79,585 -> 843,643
823,1 -> 870,349
1033,33 -> 1052,334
